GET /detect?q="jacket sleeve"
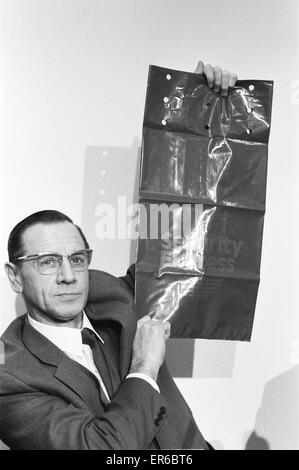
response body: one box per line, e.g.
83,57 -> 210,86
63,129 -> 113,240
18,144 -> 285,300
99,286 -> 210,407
119,264 -> 135,295
0,370 -> 167,450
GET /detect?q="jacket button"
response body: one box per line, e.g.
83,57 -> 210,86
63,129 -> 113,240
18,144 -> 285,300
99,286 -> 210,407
154,419 -> 160,426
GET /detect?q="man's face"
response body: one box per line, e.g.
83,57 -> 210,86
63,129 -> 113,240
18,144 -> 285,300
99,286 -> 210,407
16,222 -> 89,326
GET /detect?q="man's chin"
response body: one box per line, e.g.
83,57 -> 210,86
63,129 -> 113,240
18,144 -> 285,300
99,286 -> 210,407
51,300 -> 86,322
50,308 -> 84,325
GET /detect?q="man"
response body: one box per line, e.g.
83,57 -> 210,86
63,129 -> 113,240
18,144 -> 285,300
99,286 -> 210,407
0,64 -> 238,450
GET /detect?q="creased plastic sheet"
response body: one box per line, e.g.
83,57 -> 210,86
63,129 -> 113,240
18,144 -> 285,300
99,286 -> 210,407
135,65 -> 273,340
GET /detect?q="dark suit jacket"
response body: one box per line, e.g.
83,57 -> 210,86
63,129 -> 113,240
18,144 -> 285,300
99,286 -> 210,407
0,268 -> 208,450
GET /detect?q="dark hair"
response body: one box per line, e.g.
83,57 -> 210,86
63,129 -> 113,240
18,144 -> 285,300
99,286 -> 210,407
8,210 -> 90,262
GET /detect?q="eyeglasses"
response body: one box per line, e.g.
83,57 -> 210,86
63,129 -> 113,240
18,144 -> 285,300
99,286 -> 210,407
14,249 -> 93,275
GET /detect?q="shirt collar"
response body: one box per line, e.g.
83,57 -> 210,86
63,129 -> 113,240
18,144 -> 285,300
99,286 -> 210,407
27,311 -> 104,357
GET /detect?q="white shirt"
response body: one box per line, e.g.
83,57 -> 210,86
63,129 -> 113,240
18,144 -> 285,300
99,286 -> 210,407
27,312 -> 159,401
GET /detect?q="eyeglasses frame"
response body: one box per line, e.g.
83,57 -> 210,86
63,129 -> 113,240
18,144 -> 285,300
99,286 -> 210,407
13,248 -> 93,274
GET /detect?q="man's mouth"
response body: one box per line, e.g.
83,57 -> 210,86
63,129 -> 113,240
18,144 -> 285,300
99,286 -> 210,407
56,293 -> 82,299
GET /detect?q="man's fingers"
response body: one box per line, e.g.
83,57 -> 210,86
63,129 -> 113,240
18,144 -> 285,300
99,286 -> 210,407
228,72 -> 238,88
221,70 -> 230,97
213,66 -> 222,93
137,315 -> 152,327
138,316 -> 171,340
203,64 -> 214,88
194,60 -> 238,96
194,60 -> 204,74
194,61 -> 238,94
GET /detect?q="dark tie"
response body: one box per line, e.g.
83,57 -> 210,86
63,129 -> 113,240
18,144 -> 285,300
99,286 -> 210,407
81,328 -> 112,407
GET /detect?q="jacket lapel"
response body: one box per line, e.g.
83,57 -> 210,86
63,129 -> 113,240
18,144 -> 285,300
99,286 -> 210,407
22,317 -> 104,413
54,355 -> 105,413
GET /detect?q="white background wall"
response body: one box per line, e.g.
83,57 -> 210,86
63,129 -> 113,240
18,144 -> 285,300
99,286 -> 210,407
0,0 -> 298,450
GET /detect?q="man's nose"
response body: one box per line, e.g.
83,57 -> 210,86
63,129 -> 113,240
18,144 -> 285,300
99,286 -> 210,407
56,258 -> 77,283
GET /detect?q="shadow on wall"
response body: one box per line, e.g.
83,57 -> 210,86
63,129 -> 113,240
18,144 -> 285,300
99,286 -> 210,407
245,431 -> 270,450
245,365 -> 299,450
81,139 -> 141,276
166,338 -> 236,378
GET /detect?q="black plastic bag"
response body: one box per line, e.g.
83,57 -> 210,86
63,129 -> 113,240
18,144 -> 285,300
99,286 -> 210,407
135,65 -> 274,340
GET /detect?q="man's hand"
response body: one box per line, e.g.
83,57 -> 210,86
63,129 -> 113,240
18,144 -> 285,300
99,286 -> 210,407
195,60 -> 238,97
129,316 -> 171,382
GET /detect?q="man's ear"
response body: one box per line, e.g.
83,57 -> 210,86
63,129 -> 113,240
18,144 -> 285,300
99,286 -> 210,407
4,262 -> 23,294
